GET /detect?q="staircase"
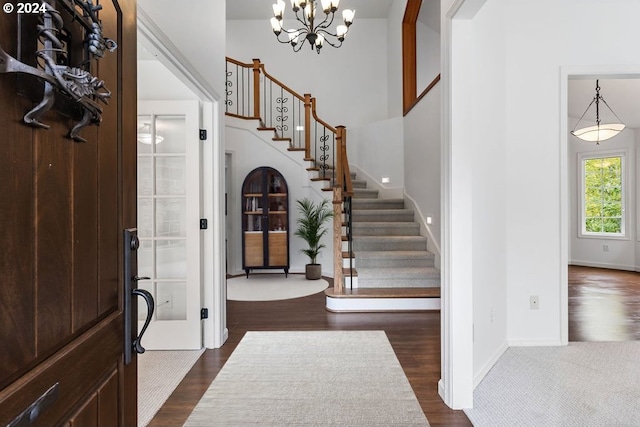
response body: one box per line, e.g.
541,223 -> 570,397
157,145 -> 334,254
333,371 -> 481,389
326,170 -> 441,312
349,172 -> 440,288
225,57 -> 440,312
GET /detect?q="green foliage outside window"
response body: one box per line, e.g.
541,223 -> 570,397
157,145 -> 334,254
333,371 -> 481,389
583,156 -> 622,234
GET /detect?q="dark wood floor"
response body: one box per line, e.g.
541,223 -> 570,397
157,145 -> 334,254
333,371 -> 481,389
569,265 -> 640,342
147,285 -> 472,427
148,266 -> 640,426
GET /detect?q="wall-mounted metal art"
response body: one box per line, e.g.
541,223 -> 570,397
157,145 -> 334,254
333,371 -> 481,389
0,0 -> 117,141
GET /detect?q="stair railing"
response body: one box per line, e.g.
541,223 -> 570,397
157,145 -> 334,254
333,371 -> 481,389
225,57 -> 354,292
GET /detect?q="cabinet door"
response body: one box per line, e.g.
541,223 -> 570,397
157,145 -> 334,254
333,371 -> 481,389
265,169 -> 288,266
242,169 -> 265,267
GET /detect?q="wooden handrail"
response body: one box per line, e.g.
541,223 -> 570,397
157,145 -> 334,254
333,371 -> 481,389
225,56 -> 254,67
404,74 -> 441,116
310,98 -> 337,133
259,64 -> 306,102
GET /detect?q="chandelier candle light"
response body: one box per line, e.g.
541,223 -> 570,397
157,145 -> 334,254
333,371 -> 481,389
571,79 -> 625,144
270,0 -> 355,53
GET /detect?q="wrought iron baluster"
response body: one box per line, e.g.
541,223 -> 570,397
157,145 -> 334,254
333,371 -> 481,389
275,87 -> 289,139
319,127 -> 330,179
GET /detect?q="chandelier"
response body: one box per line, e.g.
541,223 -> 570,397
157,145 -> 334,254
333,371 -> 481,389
270,0 -> 355,53
571,80 -> 625,144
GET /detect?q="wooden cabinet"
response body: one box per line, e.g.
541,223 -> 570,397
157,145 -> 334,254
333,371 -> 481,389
242,167 -> 289,277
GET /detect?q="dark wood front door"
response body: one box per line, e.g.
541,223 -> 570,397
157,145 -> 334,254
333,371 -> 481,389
0,1 -> 138,425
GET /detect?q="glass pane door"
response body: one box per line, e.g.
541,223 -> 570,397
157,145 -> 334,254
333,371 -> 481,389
137,101 -> 201,349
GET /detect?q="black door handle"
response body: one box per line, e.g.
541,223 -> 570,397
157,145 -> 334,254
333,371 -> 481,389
123,228 -> 156,364
132,288 -> 154,354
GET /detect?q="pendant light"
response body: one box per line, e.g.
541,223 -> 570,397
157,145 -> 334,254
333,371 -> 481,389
571,80 -> 625,144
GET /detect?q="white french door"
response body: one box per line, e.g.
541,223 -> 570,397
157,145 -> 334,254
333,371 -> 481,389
136,100 -> 202,349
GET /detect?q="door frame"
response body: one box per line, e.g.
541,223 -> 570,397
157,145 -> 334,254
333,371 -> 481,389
560,65 -> 640,346
137,7 -> 227,348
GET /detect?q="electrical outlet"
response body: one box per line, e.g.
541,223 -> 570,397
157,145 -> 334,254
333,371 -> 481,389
530,295 -> 539,310
603,244 -> 609,252
490,307 -> 494,323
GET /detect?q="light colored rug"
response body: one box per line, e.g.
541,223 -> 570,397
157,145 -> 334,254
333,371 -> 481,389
184,331 -> 430,426
464,341 -> 640,426
227,273 -> 329,301
138,349 -> 205,427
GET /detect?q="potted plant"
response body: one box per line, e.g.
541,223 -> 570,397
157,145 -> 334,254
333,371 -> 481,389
294,197 -> 334,280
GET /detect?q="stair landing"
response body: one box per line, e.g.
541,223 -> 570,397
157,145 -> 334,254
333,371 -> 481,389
325,287 -> 440,312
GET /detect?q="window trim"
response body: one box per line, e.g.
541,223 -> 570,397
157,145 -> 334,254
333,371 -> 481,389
578,149 -> 628,240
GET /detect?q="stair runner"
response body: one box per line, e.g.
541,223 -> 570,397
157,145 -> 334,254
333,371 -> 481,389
349,172 -> 440,288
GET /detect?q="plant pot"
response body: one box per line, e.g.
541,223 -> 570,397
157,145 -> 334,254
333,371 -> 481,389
305,264 -> 322,280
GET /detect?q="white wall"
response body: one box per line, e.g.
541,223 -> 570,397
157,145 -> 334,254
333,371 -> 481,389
226,121 -> 335,277
138,60 -> 196,100
351,117 -> 405,195
416,21 -> 440,92
569,122 -> 638,271
450,0 -> 640,393
387,0 -> 407,118
404,83 -> 442,252
467,0 -> 508,385
226,18 -> 389,130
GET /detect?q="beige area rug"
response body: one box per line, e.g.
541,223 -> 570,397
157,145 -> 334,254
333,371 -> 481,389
184,331 -> 430,426
464,341 -> 640,426
138,349 -> 205,427
227,273 -> 329,301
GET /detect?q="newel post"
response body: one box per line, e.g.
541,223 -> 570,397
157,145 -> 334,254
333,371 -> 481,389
304,94 -> 312,159
252,59 -> 261,119
333,186 -> 344,292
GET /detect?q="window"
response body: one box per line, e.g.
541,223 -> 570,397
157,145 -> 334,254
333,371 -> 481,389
579,152 -> 626,238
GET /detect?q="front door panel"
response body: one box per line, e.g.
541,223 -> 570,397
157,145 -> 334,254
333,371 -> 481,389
0,1 -> 137,425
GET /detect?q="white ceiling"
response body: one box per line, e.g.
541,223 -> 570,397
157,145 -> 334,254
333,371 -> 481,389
568,78 -> 640,130
226,0 -> 393,20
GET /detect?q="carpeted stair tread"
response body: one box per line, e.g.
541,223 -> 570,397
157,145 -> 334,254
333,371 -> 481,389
356,250 -> 435,268
332,178 -> 367,188
356,250 -> 435,260
352,209 -> 415,222
352,222 -> 420,236
356,267 -> 441,288
353,235 -> 427,252
352,198 -> 405,210
353,188 -> 379,198
358,267 -> 440,278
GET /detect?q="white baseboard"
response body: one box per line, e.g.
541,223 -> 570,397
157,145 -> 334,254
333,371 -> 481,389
569,260 -> 637,272
325,296 -> 440,312
402,192 -> 441,264
438,379 -> 446,404
507,339 -> 564,347
473,341 -> 508,388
